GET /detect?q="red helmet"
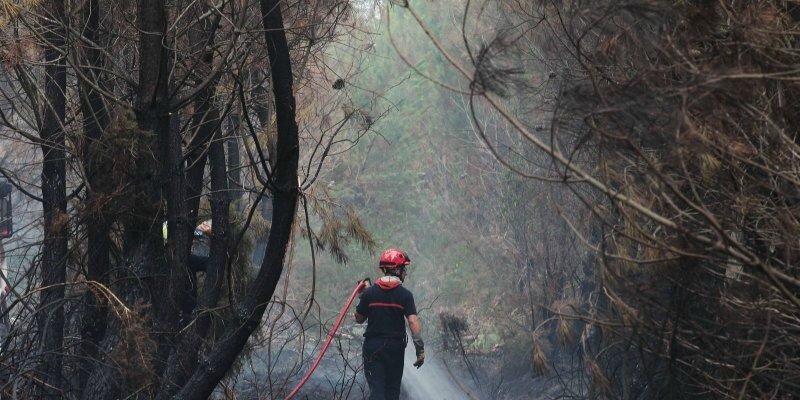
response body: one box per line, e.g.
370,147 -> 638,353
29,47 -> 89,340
378,249 -> 411,269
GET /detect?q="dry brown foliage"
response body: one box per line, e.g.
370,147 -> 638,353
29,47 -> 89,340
408,0 -> 800,397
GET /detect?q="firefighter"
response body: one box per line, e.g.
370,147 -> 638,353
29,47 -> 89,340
354,249 -> 424,400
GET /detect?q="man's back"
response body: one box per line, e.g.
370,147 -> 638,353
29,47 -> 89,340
357,277 -> 417,338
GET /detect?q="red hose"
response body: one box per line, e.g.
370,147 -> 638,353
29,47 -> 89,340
284,280 -> 368,400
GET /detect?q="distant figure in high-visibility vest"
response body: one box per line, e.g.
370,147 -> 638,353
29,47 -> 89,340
354,249 -> 424,400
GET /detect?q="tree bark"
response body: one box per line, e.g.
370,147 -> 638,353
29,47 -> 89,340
82,0 -> 172,396
227,114 -> 243,212
185,8 -> 222,237
157,114 -> 231,399
36,0 -> 68,397
77,0 -> 112,389
133,0 -> 179,377
157,10 -> 227,387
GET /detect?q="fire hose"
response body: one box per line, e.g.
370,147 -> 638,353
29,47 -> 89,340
284,279 -> 369,400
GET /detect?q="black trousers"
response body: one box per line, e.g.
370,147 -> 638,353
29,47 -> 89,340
188,254 -> 208,272
363,336 -> 405,400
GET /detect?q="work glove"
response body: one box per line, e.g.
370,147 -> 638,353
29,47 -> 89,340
413,351 -> 425,368
357,278 -> 371,297
412,337 -> 425,368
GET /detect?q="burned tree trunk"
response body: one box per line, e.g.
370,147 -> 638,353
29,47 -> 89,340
131,0 -> 184,377
76,0 -> 112,389
81,1 -> 172,397
170,0 -> 300,397
227,114 -> 243,212
185,8 -> 222,239
36,0 -> 68,396
156,10 -> 228,392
